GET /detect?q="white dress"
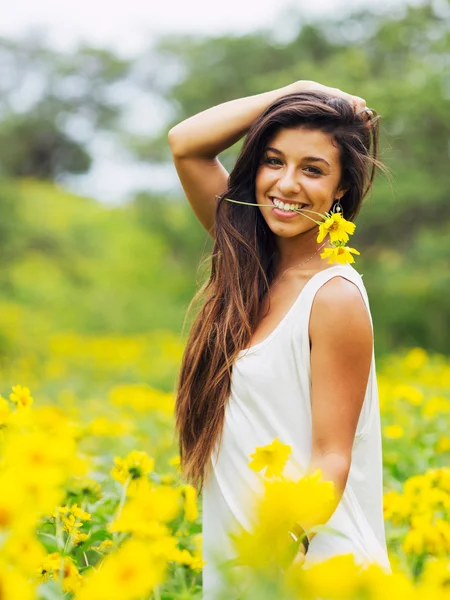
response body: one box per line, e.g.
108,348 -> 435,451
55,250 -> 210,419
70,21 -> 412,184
202,263 -> 391,599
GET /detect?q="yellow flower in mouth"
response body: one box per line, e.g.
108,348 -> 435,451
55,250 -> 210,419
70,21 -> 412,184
320,246 -> 361,264
317,213 -> 356,244
248,438 -> 292,478
221,197 -> 361,264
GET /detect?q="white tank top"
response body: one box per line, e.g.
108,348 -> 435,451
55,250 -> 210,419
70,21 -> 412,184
202,263 -> 391,599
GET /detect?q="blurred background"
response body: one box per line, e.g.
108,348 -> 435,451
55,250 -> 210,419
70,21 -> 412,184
0,0 -> 449,399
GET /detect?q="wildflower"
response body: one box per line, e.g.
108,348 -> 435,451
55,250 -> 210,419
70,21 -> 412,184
317,212 -> 356,244
392,384 -> 424,406
72,531 -> 89,546
74,538 -> 166,600
0,557 -> 34,600
168,455 -> 181,469
248,438 -> 292,478
181,484 -> 199,521
383,490 -> 410,525
111,450 -> 154,485
232,467 -> 335,570
222,197 -> 361,264
0,396 -> 11,426
384,425 -> 404,439
9,385 -> 33,409
2,532 -> 47,576
320,245 -> 360,265
53,504 -> 91,535
109,483 -> 182,539
422,395 -> 450,418
288,553 -> 361,598
97,539 -> 114,553
436,436 -> 450,453
40,552 -> 82,594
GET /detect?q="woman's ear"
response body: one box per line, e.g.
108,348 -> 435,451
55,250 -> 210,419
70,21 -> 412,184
336,186 -> 350,199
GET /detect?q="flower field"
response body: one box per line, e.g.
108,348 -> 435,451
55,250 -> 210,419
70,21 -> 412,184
0,335 -> 449,599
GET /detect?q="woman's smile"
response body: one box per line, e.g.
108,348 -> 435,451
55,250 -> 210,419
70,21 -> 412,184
269,196 -> 310,218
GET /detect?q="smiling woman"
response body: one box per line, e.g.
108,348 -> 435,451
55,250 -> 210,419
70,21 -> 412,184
168,79 -> 390,599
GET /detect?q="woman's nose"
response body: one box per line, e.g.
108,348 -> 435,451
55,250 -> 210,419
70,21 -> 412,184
277,168 -> 301,195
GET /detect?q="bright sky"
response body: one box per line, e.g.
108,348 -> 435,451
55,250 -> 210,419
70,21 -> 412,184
2,0 -> 421,203
1,0 -> 404,54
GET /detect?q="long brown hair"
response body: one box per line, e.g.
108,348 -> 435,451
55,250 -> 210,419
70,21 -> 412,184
174,90 -> 387,492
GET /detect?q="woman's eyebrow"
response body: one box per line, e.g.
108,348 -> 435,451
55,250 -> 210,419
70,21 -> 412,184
265,146 -> 331,167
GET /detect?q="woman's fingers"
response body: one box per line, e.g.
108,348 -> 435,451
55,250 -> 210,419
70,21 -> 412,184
322,84 -> 367,114
352,95 -> 367,112
304,81 -> 373,120
292,550 -> 306,567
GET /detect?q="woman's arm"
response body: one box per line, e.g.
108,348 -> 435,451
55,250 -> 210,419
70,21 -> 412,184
302,276 -> 373,548
168,81 -> 367,238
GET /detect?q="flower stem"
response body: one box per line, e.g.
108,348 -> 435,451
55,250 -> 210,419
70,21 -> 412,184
222,197 -> 325,225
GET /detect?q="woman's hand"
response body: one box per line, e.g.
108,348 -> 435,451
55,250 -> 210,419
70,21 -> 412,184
292,546 -> 306,567
296,80 -> 370,118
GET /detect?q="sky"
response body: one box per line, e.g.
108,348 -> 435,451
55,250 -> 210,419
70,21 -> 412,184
1,0 -> 406,55
1,0 -> 422,203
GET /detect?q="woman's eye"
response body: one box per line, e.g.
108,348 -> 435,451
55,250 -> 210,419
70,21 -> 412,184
264,157 -> 282,166
305,166 -> 322,175
263,159 -> 322,174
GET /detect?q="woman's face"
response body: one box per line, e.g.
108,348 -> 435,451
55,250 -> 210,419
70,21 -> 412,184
255,126 -> 347,238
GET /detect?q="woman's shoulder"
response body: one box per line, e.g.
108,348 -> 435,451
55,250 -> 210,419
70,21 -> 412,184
309,265 -> 373,339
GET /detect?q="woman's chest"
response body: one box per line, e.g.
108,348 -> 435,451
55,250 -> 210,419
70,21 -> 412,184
246,275 -> 312,348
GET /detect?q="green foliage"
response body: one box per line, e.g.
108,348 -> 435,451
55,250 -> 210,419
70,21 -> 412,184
0,1 -> 448,354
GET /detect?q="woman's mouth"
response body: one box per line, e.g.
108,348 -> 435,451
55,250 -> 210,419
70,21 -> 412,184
269,197 -> 309,218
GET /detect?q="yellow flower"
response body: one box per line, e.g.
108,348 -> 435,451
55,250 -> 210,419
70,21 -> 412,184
168,455 -> 181,469
74,538 -> 165,600
0,557 -> 35,600
436,436 -> 450,453
221,197 -> 361,263
320,245 -> 361,264
73,531 -> 89,546
392,384 -> 424,406
384,425 -> 404,439
403,347 -> 428,370
109,484 -> 182,539
0,396 -> 11,426
317,213 -> 356,244
40,553 -> 82,594
422,395 -> 450,418
248,438 -> 292,478
181,484 -> 199,522
97,539 -> 114,553
259,469 -> 336,532
232,469 -> 336,570
293,554 -> 361,598
383,490 -> 410,525
402,516 -> 448,556
111,450 -> 155,485
9,385 -> 33,408
2,533 -> 47,576
420,556 -> 450,590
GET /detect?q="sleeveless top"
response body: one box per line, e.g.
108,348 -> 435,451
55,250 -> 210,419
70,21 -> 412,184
201,263 -> 391,599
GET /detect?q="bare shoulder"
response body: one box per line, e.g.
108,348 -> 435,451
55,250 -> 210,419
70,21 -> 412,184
309,275 -> 373,347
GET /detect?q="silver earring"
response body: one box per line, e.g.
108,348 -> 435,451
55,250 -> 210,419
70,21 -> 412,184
331,198 -> 343,215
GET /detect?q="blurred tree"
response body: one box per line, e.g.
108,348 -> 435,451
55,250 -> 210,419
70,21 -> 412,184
0,33 -> 133,179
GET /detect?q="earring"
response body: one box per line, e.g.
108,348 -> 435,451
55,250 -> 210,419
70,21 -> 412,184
331,198 -> 343,215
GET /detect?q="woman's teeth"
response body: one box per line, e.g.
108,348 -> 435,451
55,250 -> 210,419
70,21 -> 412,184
272,198 -> 306,212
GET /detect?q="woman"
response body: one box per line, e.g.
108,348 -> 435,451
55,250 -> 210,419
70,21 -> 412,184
169,80 -> 392,598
